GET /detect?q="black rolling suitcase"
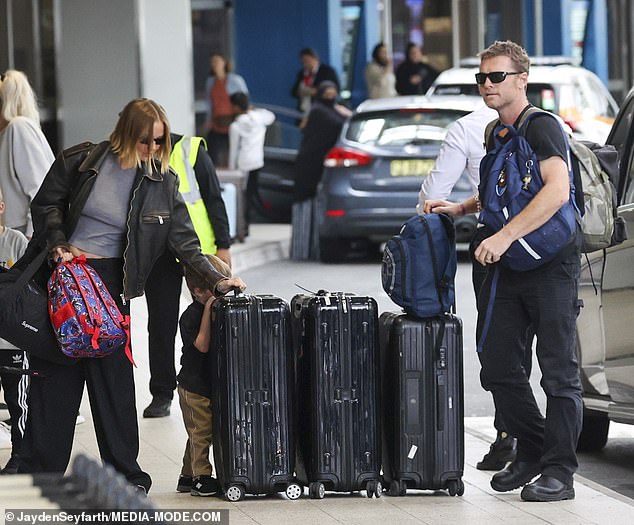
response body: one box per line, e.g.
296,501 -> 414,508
379,312 -> 465,497
211,293 -> 301,501
292,291 -> 382,499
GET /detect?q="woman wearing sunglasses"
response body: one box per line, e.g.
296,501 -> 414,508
16,98 -> 246,494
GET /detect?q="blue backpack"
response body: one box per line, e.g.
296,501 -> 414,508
381,213 -> 456,318
478,110 -> 577,271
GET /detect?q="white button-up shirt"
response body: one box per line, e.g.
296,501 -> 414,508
417,104 -> 498,213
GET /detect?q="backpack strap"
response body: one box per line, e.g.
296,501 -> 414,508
483,118 -> 500,151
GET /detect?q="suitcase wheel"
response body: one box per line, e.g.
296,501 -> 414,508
447,479 -> 464,497
365,479 -> 382,498
388,479 -> 406,497
285,483 -> 302,500
308,481 -> 325,499
225,484 -> 245,502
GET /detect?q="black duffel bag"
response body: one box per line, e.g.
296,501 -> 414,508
0,250 -> 74,365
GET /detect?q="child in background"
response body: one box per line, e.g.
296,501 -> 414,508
0,188 -> 29,473
176,254 -> 232,496
228,92 -> 275,232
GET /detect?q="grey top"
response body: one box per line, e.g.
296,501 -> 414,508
69,152 -> 136,257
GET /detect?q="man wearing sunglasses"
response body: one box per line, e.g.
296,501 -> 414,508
425,41 -> 582,502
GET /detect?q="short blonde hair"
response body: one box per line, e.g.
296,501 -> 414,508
109,98 -> 171,174
0,70 -> 41,124
478,40 -> 530,73
184,254 -> 232,293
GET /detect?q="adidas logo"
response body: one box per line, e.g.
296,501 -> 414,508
11,354 -> 22,364
21,321 -> 39,333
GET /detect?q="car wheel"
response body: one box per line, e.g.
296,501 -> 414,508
319,238 -> 348,263
577,409 -> 610,452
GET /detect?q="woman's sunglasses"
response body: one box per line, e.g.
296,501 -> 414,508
139,136 -> 166,146
475,71 -> 523,85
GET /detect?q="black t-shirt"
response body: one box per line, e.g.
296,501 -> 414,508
514,106 -> 568,163
486,105 -> 568,163
177,301 -> 212,398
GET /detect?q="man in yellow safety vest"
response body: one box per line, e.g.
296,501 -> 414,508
143,134 -> 232,418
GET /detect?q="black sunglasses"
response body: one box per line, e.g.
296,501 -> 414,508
139,136 -> 166,146
475,71 -> 523,85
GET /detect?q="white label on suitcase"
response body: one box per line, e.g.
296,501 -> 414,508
342,298 -> 348,313
323,295 -> 331,306
408,445 -> 418,459
449,396 -> 453,409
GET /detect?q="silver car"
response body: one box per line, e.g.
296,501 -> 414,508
316,95 -> 483,262
576,85 -> 634,451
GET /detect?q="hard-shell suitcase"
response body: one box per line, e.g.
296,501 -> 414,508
211,293 -> 301,501
217,169 -> 248,242
379,312 -> 465,496
292,291 -> 382,499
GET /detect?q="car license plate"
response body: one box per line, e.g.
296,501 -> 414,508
390,159 -> 434,177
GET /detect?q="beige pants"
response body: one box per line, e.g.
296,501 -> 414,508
178,385 -> 213,478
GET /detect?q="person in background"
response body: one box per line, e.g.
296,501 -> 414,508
420,103 -> 531,471
291,48 -> 340,122
426,40 -> 582,503
0,70 -> 54,238
395,42 -> 439,96
365,42 -> 396,99
175,255 -> 232,497
142,133 -> 232,419
17,98 -> 246,494
0,187 -> 29,474
228,92 -> 275,235
204,53 -> 248,167
290,81 -> 351,260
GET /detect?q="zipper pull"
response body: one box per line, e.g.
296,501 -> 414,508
158,215 -> 164,225
120,293 -> 127,306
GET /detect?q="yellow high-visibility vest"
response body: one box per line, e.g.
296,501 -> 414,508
169,136 -> 217,254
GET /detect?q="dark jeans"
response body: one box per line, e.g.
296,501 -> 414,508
144,251 -> 183,401
470,232 -> 533,435
19,258 -> 151,491
476,252 -> 582,484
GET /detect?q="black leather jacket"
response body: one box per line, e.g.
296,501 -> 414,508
29,141 -> 226,300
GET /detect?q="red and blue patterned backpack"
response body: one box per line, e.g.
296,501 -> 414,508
48,256 -> 134,364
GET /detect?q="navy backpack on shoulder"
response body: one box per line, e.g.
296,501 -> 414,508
479,110 -> 577,271
381,213 -> 456,318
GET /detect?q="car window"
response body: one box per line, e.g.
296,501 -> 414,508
346,109 -> 469,146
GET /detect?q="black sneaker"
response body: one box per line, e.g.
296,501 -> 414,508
176,475 -> 193,493
477,433 -> 517,471
143,398 -> 171,418
191,475 -> 220,497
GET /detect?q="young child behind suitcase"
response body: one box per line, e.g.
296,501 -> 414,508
0,189 -> 29,473
176,254 -> 232,496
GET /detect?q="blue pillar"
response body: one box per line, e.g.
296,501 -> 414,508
542,0 -> 572,56
582,0 -> 609,82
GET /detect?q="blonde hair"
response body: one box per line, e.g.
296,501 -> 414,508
109,98 -> 171,174
0,70 -> 41,125
478,40 -> 530,73
184,254 -> 232,292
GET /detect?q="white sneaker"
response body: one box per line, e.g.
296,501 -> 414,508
76,414 -> 86,425
0,421 -> 12,450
